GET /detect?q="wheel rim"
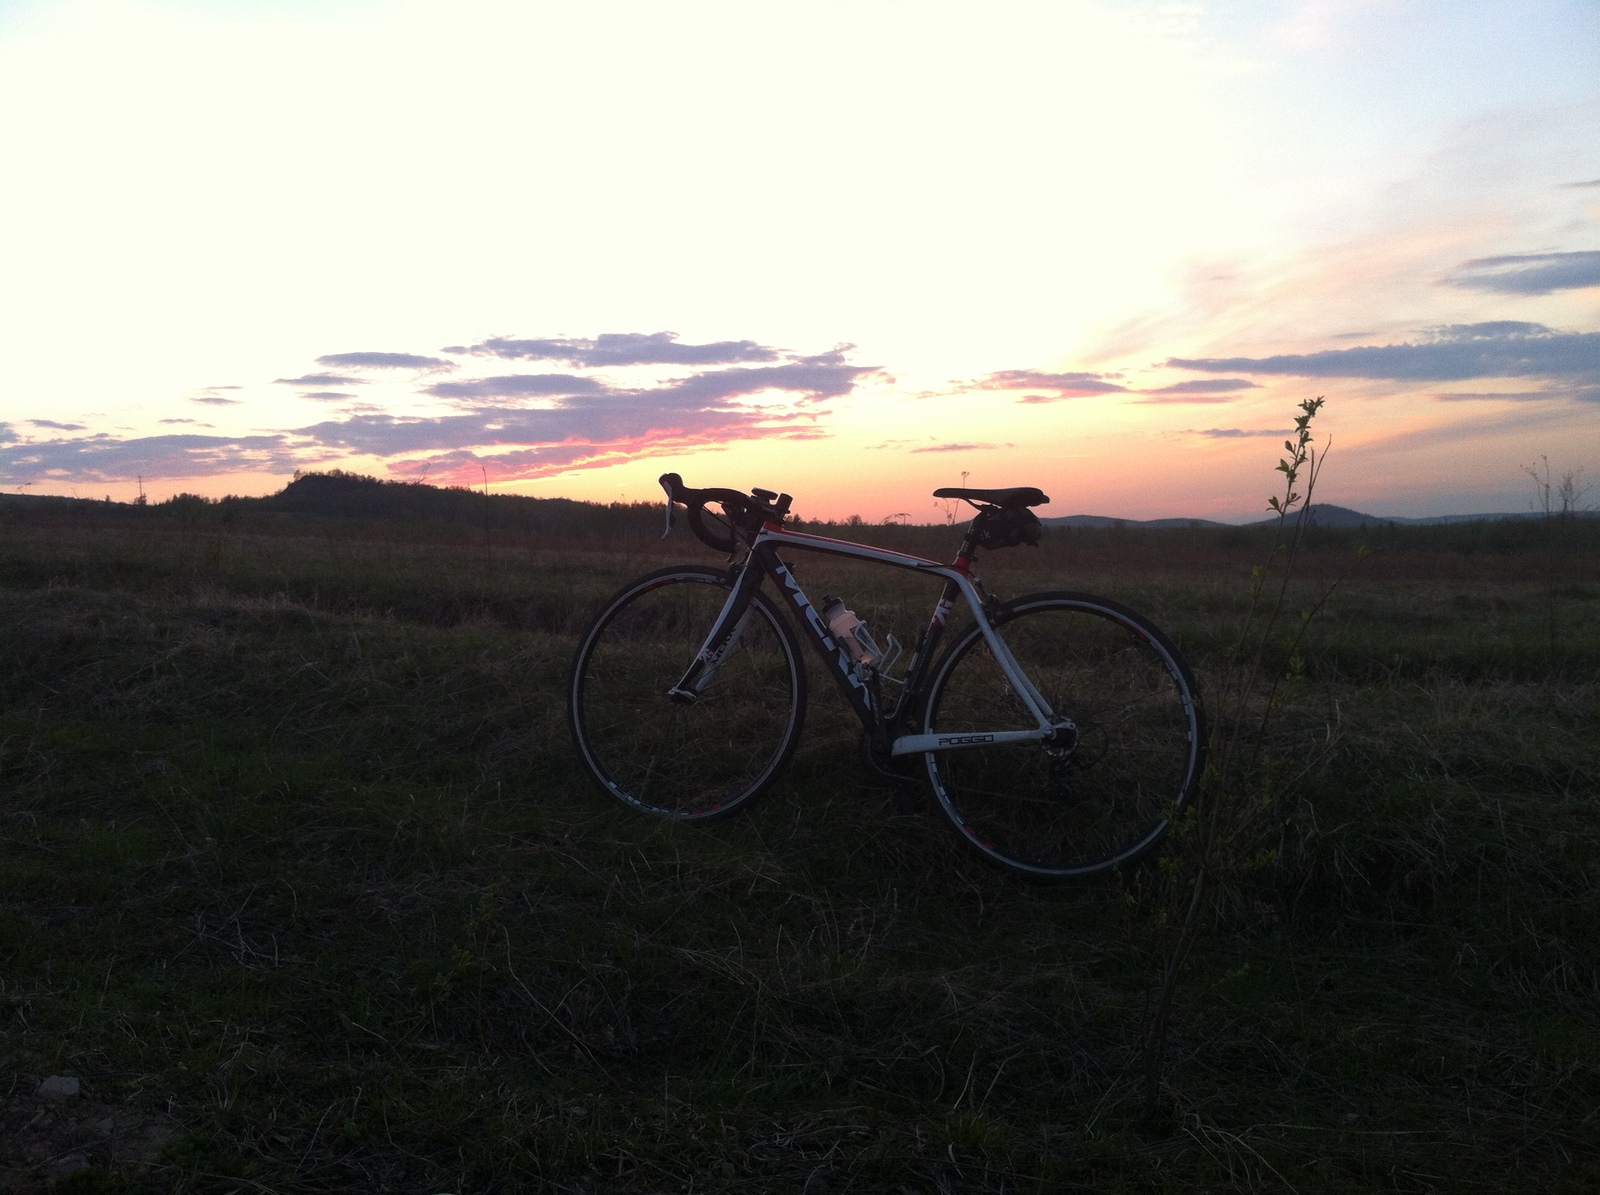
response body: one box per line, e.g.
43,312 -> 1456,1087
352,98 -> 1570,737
925,599 -> 1199,876
574,573 -> 801,818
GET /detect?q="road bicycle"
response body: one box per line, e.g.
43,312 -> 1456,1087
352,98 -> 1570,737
566,474 -> 1205,880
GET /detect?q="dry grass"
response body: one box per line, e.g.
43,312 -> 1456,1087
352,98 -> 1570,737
1,510 -> 1596,1192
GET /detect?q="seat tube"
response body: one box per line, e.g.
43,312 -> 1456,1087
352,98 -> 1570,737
985,625 -> 1055,726
959,581 -> 1056,728
945,535 -> 1054,729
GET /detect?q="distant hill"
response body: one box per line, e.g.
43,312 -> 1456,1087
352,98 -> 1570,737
1040,514 -> 1233,529
4,476 -> 1587,538
1245,503 -> 1556,528
0,470 -> 666,542
1044,504 -> 1565,529
258,469 -> 602,526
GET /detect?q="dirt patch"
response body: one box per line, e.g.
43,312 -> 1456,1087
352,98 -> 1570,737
1,1077 -> 174,1192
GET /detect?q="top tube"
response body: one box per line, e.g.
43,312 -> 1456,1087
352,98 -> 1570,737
753,524 -> 968,576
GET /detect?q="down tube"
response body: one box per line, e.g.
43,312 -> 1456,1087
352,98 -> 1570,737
759,549 -> 878,727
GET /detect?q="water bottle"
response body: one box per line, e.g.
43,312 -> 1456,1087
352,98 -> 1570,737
820,596 -> 882,667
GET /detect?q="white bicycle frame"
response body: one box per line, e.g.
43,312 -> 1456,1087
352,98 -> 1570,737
682,522 -> 1071,756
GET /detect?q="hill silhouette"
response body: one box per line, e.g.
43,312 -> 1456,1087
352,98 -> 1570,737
259,469 -> 638,532
1043,502 -> 1563,530
3,474 -> 1590,554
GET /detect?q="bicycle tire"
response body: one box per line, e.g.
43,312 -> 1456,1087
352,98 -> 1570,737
921,591 -> 1204,880
568,565 -> 807,820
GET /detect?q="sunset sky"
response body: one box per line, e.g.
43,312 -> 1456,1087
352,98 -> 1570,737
1,0 -> 1596,521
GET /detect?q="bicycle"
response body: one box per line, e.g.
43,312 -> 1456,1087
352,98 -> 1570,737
566,474 -> 1205,880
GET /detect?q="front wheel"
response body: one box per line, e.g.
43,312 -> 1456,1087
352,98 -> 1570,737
922,592 -> 1204,880
568,565 -> 807,820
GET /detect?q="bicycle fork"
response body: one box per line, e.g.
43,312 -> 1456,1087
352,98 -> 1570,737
666,563 -> 763,703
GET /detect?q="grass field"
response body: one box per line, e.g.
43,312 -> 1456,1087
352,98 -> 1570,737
2,501 -> 1597,1193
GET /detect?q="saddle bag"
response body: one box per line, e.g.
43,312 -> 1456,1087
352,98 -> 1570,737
976,506 -> 1043,549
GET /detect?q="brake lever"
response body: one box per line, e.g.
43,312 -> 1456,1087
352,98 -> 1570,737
660,475 -> 677,540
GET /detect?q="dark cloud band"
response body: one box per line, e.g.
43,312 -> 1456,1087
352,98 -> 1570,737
276,372 -> 366,386
968,369 -> 1127,400
1444,251 -> 1600,296
1142,378 -> 1260,394
448,331 -> 781,368
317,352 -> 452,370
0,433 -> 297,484
1169,323 -> 1600,383
424,374 -> 609,400
9,334 -> 876,488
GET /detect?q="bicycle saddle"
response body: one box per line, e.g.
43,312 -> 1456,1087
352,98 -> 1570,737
931,486 -> 1049,509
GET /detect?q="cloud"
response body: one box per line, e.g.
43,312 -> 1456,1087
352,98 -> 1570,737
384,424 -> 831,485
796,345 -> 857,368
420,360 -> 874,405
0,433 -> 296,484
1443,251 -> 1600,295
969,369 -> 1128,400
0,423 -> 14,445
448,331 -> 781,368
316,352 -> 453,370
159,418 -> 204,424
1190,428 -> 1291,439
295,394 -> 819,459
288,352 -> 877,484
1431,390 -> 1563,402
1132,378 -> 1260,404
1142,378 -> 1260,394
910,442 -> 1002,453
424,373 -> 610,400
1558,178 -> 1600,189
647,361 -> 873,404
29,419 -> 86,431
1168,322 -> 1600,383
17,332 -> 875,489
275,372 -> 366,386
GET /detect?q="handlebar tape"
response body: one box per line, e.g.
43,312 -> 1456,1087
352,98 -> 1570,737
659,473 -> 749,553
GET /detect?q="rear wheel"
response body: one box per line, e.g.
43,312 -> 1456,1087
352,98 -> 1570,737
922,592 -> 1204,879
568,565 -> 806,820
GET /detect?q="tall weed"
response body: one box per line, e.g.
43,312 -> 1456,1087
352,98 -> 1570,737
1139,397 -> 1360,1120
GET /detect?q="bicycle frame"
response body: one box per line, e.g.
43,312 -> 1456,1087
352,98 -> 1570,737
669,521 -> 1069,758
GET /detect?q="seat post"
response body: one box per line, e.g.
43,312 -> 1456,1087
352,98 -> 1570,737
956,516 -> 983,563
